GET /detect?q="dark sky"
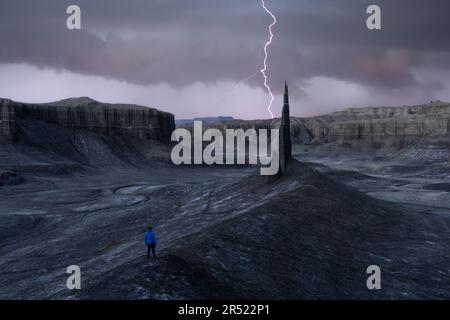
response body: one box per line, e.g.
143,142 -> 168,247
0,0 -> 449,119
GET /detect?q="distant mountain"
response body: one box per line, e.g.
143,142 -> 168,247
179,101 -> 450,148
46,97 -> 99,106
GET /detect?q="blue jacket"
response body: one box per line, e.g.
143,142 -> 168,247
144,230 -> 157,245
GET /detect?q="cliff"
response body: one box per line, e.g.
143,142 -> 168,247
0,97 -> 175,168
316,102 -> 450,142
0,97 -> 174,143
178,101 -> 450,148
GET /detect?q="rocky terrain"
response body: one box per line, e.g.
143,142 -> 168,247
67,160 -> 450,299
179,101 -> 450,149
0,98 -> 449,299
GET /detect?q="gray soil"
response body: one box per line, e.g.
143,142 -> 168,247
1,147 -> 449,299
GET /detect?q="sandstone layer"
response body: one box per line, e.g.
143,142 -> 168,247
0,97 -> 175,167
179,101 -> 450,148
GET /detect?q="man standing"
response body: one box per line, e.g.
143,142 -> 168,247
144,226 -> 157,259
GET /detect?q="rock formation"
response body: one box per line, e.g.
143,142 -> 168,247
279,81 -> 292,173
0,97 -> 175,143
0,99 -> 15,141
179,101 -> 450,150
0,97 -> 175,167
306,103 -> 450,142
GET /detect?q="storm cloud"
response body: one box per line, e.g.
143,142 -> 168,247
0,0 -> 449,119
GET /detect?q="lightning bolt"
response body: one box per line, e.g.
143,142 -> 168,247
260,0 -> 276,119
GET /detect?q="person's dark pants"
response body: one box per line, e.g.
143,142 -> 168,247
147,244 -> 156,258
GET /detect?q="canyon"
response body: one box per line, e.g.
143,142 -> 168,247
179,101 -> 450,148
0,98 -> 449,299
